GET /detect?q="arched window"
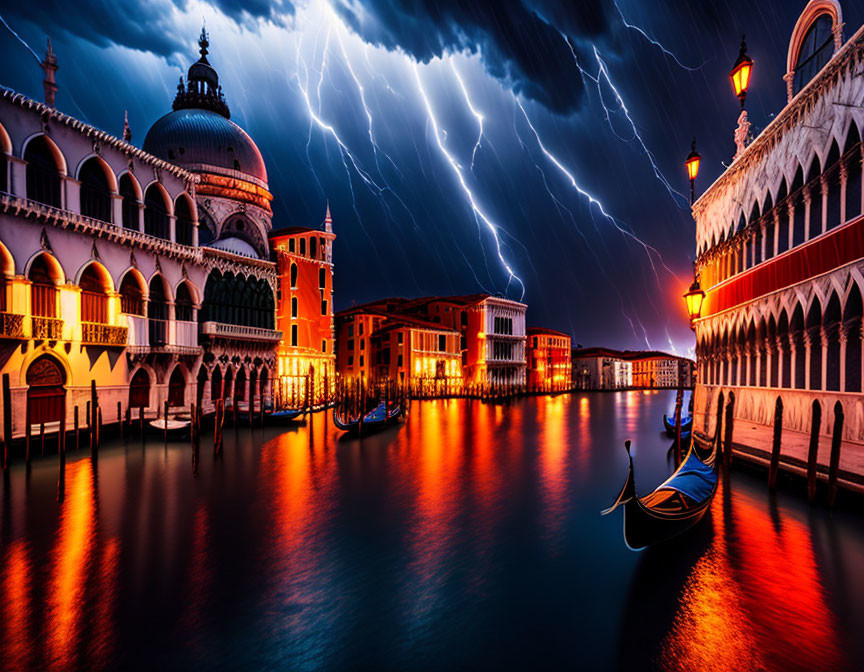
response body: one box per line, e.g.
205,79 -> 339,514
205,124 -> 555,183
26,355 -> 66,424
197,365 -> 208,404
223,366 -> 234,401
793,14 -> 834,95
825,141 -> 842,231
791,166 -> 806,247
806,299 -> 823,390
120,272 -> 145,316
763,193 -> 775,261
259,367 -> 268,399
824,293 -> 842,391
119,174 -> 139,229
234,366 -> 246,402
791,305 -> 806,389
79,264 -> 109,324
175,196 -> 194,246
0,128 -> 7,193
290,262 -> 298,288
79,158 -> 112,222
291,296 -> 298,318
844,286 -> 863,392
844,124 -> 862,222
25,136 -> 62,207
129,369 -> 150,409
249,368 -> 258,403
28,255 -> 58,318
776,180 -> 789,255
144,185 -> 170,239
806,157 -> 822,237
778,311 -> 791,388
168,367 -> 186,407
148,275 -> 169,346
210,366 -> 222,401
175,282 -> 194,322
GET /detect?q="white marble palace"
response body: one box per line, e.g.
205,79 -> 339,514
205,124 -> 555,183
0,30 -> 281,437
692,1 -> 864,486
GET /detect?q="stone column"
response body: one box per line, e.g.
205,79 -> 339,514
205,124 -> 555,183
63,175 -> 79,213
803,188 -> 812,242
111,193 -> 123,226
803,330 -> 813,390
9,156 -> 26,198
138,202 -> 146,234
759,222 -> 767,263
820,326 -> 828,391
169,214 -> 177,243
839,327 -> 848,392
775,337 -> 784,389
789,341 -> 797,389
839,162 -> 848,226
773,209 -> 782,257
787,202 -> 795,250
821,176 -> 829,235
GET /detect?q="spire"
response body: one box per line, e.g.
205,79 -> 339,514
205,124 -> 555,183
172,27 -> 230,118
324,200 -> 332,233
41,38 -> 58,107
198,25 -> 209,61
122,110 -> 132,142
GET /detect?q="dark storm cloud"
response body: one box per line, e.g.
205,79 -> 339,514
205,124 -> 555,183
331,0 -> 614,114
0,0 -> 294,57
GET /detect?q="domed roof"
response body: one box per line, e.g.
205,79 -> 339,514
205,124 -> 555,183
143,107 -> 268,183
207,235 -> 260,258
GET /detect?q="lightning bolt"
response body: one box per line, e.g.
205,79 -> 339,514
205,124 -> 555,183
614,1 -> 703,71
413,62 -> 525,300
450,59 -> 485,174
0,11 -> 40,63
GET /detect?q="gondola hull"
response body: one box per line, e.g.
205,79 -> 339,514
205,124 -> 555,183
333,403 -> 403,435
147,419 -> 191,441
663,414 -> 692,438
621,492 -> 713,551
270,409 -> 304,424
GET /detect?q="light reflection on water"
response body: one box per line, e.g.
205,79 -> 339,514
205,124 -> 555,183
0,392 -> 862,671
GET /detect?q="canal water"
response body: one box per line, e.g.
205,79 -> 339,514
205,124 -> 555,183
1,391 -> 863,671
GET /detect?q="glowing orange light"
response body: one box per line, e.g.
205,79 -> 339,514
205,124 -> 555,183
684,277 -> 705,325
685,140 -> 701,182
730,35 -> 753,107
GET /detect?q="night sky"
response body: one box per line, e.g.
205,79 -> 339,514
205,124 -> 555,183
2,1 -> 862,356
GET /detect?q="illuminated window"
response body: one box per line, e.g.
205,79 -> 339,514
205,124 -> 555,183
793,14 -> 834,95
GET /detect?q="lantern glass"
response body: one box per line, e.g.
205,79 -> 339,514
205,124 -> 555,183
686,155 -> 700,181
684,283 -> 705,321
731,60 -> 752,98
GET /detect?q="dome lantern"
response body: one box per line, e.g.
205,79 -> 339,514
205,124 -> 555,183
172,26 -> 230,118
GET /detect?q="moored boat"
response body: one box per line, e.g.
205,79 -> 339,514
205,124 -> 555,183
333,400 -> 403,435
663,413 -> 692,437
148,418 -> 191,441
603,435 -> 719,550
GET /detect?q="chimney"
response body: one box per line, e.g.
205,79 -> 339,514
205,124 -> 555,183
41,38 -> 58,107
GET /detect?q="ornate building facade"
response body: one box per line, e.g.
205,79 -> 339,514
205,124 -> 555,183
270,206 -> 336,406
526,327 -> 571,392
0,29 -> 280,439
692,1 -> 864,485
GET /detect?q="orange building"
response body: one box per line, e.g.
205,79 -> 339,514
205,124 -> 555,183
526,328 -> 572,392
269,206 -> 335,407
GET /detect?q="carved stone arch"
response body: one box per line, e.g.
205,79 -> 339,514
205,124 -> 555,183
21,132 -> 67,175
0,120 -> 10,154
23,250 -> 65,285
117,169 -> 143,200
142,180 -> 174,216
74,259 -> 115,293
75,153 -> 118,193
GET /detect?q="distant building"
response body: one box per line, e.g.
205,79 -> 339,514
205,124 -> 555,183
571,348 -> 693,390
336,293 -> 527,392
269,206 -> 335,407
527,327 -> 572,392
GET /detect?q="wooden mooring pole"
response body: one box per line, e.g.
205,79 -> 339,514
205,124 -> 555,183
2,373 -> 11,470
807,400 -> 822,504
90,380 -> 99,456
827,401 -> 844,507
722,393 -> 735,470
768,396 -> 783,491
163,400 -> 169,444
74,406 -> 80,452
118,401 -> 123,442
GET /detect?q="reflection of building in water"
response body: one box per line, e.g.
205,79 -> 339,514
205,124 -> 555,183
571,348 -> 692,390
0,29 -> 280,438
526,327 -> 571,392
691,1 -> 864,491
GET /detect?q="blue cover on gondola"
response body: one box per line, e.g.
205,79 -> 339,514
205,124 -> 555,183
364,401 -> 388,422
657,452 -> 716,503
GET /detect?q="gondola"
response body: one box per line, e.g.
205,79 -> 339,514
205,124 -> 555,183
333,400 -> 403,435
663,413 -> 692,438
148,418 -> 191,440
270,408 -> 304,424
602,434 -> 719,551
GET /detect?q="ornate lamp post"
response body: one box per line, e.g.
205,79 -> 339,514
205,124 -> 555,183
730,35 -> 754,159
730,35 -> 754,108
685,138 -> 701,205
684,277 -> 705,329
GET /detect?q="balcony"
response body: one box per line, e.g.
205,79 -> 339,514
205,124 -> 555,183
81,322 -> 128,346
0,312 -> 25,339
31,316 -> 63,340
200,321 -> 282,343
125,316 -> 201,355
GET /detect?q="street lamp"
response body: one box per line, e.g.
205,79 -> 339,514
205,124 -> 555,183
684,277 -> 705,327
730,35 -> 753,109
685,138 -> 700,205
